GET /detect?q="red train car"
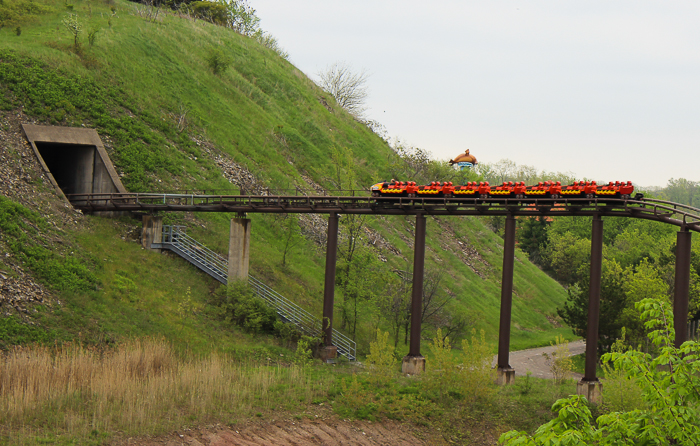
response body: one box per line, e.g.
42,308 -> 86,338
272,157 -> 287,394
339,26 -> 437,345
370,179 -> 634,200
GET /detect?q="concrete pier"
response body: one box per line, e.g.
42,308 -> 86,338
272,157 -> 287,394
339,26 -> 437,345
228,217 -> 251,282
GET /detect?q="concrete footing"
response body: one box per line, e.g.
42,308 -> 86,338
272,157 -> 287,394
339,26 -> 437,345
142,215 -> 163,250
496,367 -> 516,385
318,346 -> 337,363
577,379 -> 602,404
401,355 -> 426,375
228,217 -> 251,281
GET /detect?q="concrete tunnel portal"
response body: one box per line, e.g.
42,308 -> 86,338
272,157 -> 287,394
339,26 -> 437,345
22,124 -> 126,198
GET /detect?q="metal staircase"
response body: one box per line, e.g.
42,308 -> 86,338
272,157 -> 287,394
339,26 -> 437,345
154,225 -> 356,361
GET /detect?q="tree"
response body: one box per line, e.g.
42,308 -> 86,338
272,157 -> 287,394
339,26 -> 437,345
500,298 -> 700,445
337,247 -> 385,340
420,269 -> 452,331
317,62 -> 369,118
273,214 -> 302,267
517,216 -> 550,265
557,258 -> 626,354
62,13 -> 82,50
542,231 -> 591,286
658,177 -> 700,208
376,269 -> 412,348
620,259 -> 668,346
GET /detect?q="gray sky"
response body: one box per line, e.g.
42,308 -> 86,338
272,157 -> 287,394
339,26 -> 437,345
254,1 -> 700,187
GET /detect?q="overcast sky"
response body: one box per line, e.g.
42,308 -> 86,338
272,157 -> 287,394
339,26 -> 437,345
254,1 -> 700,187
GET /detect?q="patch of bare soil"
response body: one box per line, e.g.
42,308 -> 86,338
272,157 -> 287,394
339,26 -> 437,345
117,418 -> 443,446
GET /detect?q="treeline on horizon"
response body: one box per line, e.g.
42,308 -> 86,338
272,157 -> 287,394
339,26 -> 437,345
462,157 -> 700,355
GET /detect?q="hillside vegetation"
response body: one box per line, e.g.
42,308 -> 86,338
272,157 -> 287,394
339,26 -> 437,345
0,0 -> 571,352
0,1 -> 584,443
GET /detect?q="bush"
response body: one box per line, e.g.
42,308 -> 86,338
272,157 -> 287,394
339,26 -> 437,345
215,282 -> 277,334
365,329 -> 398,386
600,333 -> 645,413
0,316 -> 56,350
542,334 -> 574,384
87,27 -> 99,46
189,1 -> 227,25
294,335 -> 317,366
0,0 -> 52,28
205,47 -> 231,75
500,298 -> 700,445
0,196 -> 97,293
459,328 -> 496,401
423,328 -> 495,403
254,30 -> 288,60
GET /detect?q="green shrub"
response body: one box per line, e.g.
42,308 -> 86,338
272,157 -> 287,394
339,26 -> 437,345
423,329 -> 460,399
423,328 -> 495,403
0,316 -> 55,350
0,196 -> 96,293
205,47 -> 231,75
189,1 -> 228,25
600,333 -> 646,413
542,334 -> 574,384
459,329 -> 496,402
215,282 -> 277,334
87,27 -> 99,46
275,320 -> 301,348
294,335 -> 317,366
365,329 -> 398,386
0,0 -> 52,28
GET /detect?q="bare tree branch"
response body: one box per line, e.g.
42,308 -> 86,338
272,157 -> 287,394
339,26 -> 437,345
317,62 -> 369,118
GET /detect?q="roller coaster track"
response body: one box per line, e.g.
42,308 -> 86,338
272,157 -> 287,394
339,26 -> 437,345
152,225 -> 356,362
69,192 -> 700,232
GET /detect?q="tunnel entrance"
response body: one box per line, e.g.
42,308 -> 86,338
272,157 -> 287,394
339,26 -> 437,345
35,142 -> 101,195
22,124 -> 126,199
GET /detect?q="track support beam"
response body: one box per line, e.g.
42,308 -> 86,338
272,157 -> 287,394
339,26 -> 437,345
674,229 -> 692,348
403,213 -> 427,375
321,213 -> 339,361
579,214 -> 604,403
497,215 -> 516,384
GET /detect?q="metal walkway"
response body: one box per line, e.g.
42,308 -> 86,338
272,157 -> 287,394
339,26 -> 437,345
153,225 -> 356,361
68,192 -> 700,233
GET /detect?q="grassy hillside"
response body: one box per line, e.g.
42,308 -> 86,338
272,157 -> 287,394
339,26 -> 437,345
0,0 -> 571,357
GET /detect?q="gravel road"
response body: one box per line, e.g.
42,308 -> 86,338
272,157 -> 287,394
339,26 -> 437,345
493,340 -> 586,380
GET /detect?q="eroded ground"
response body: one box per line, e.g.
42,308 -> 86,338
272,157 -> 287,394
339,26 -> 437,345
119,418 -> 445,446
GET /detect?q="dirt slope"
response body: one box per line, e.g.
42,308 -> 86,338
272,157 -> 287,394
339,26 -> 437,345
118,418 -> 444,446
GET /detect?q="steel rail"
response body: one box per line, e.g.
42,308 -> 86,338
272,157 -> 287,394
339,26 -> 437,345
67,193 -> 700,233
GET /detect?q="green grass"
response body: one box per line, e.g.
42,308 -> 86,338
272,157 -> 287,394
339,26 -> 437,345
0,0 -> 575,358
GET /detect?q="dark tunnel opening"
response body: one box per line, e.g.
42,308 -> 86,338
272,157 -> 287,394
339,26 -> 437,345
34,142 -> 117,196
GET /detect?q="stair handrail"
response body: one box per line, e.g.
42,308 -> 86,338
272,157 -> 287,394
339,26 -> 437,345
159,225 -> 356,361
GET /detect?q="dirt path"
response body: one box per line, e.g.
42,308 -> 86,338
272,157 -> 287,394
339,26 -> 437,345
493,340 -> 586,380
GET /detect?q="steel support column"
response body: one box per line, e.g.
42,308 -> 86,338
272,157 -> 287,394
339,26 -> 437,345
497,215 -> 517,371
409,213 -> 427,357
674,229 -> 692,348
322,213 -> 339,347
584,215 -> 604,382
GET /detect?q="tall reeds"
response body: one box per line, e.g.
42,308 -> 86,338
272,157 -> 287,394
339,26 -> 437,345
0,338 -> 329,443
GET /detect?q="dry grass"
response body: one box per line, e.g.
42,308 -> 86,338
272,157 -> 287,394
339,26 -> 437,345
0,338 -> 330,443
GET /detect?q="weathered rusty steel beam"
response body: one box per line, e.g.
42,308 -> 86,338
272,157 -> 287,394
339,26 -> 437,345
497,215 -> 517,370
409,213 -> 427,357
674,229 -> 692,348
322,213 -> 339,346
584,215 -> 604,382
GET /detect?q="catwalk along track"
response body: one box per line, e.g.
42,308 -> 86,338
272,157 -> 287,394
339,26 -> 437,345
68,192 -> 700,233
